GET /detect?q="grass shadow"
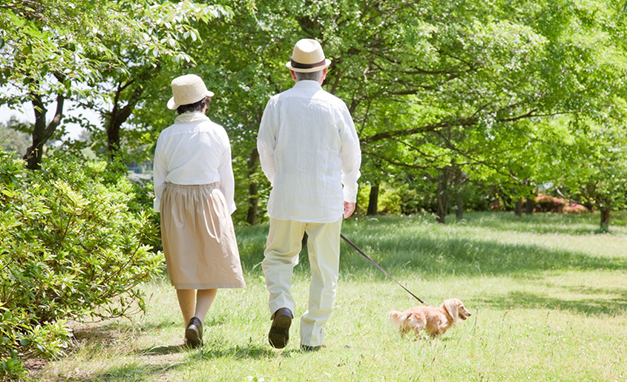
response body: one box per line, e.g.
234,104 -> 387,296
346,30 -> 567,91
136,341 -> 304,361
480,290 -> 627,316
456,211 -> 613,235
332,215 -> 627,277
354,235 -> 627,276
136,344 -> 188,356
188,343 -> 303,361
70,323 -> 130,348
79,362 -> 184,382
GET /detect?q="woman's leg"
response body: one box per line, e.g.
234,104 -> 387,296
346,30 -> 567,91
195,289 -> 218,324
176,289 -> 196,327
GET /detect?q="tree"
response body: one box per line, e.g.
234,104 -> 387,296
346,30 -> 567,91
549,112 -> 627,230
171,0 -> 627,224
1,0 -> 124,168
0,0 -> 236,168
71,1 -> 235,160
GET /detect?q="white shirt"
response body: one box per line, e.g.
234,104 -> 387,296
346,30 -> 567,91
257,80 -> 361,223
153,112 -> 236,214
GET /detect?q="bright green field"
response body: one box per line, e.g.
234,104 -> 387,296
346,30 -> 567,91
32,212 -> 627,381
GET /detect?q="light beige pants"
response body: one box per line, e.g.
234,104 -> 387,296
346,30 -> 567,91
262,217 -> 342,347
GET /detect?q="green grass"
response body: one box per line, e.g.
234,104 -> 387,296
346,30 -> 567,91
31,212 -> 627,381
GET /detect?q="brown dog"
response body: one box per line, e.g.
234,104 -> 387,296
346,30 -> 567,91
390,298 -> 471,338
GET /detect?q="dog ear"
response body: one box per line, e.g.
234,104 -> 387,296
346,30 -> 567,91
444,299 -> 460,321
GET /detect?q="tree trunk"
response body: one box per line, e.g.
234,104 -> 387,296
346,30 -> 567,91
454,166 -> 464,221
525,197 -> 534,215
456,194 -> 463,221
600,206 -> 610,231
436,168 -> 450,224
367,183 -> 379,215
246,148 -> 259,225
106,80 -> 146,157
515,198 -> 523,217
23,89 -> 65,170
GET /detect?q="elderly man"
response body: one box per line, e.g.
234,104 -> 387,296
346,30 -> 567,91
257,39 -> 362,351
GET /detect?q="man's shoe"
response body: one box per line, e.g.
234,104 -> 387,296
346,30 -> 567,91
185,317 -> 203,348
268,308 -> 292,349
301,342 -> 327,352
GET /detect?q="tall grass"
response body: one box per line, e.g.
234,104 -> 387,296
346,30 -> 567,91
32,212 -> 627,381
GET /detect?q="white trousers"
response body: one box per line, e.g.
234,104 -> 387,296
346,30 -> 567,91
262,217 -> 342,347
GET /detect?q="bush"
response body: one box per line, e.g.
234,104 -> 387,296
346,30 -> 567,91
563,203 -> 589,214
0,151 -> 162,381
356,182 -> 406,215
534,194 -> 568,213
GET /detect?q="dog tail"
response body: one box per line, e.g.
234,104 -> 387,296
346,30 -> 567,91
389,310 -> 411,330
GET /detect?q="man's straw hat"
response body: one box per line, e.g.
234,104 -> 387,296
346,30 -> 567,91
167,74 -> 214,110
285,39 -> 331,73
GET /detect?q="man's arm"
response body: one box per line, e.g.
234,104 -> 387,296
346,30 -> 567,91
338,105 -> 362,207
257,100 -> 277,184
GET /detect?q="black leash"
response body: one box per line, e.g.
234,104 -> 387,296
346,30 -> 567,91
340,233 -> 428,306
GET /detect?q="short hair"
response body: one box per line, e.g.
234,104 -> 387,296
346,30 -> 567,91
177,96 -> 211,114
294,70 -> 324,82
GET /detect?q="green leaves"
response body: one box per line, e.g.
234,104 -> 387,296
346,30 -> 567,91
0,151 -> 162,380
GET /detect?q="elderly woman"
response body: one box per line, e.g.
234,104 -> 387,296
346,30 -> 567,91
153,74 -> 246,348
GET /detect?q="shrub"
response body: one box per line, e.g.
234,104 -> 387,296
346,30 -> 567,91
0,151 -> 162,381
563,203 -> 589,214
534,194 -> 568,213
356,182 -> 405,215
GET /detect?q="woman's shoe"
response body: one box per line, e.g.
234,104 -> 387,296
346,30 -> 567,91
185,317 -> 203,348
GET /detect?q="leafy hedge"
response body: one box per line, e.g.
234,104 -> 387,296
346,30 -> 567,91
0,151 -> 162,380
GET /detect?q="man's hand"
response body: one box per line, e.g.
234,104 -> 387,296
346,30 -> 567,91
343,202 -> 356,219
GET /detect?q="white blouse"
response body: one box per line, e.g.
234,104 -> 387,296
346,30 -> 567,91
153,112 -> 236,214
257,80 -> 362,223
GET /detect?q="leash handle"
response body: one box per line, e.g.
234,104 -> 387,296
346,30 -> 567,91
340,234 -> 428,306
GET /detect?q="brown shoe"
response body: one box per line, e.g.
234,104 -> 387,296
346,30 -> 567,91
185,317 -> 203,348
268,308 -> 293,349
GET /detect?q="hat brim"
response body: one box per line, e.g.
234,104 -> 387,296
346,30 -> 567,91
167,90 -> 215,110
285,59 -> 331,73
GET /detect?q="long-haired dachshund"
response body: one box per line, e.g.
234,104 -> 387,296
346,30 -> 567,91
390,298 -> 471,338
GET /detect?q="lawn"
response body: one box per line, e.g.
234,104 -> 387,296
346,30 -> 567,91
31,212 -> 627,381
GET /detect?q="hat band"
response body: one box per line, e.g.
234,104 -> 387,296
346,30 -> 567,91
290,58 -> 327,69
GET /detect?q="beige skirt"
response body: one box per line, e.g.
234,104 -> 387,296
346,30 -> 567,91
160,183 -> 246,289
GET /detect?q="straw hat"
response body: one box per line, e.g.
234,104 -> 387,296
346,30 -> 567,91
167,74 -> 214,110
285,39 -> 331,73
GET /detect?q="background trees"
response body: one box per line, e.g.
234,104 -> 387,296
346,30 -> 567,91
2,0 -> 627,226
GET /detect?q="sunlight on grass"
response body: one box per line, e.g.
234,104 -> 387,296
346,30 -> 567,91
31,212 -> 627,381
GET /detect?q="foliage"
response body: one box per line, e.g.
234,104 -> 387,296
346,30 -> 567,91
67,0 -> 236,157
169,0 -> 627,224
0,150 -> 162,381
4,0 -> 627,226
542,110 -> 627,228
0,117 -> 31,158
356,182 -> 403,215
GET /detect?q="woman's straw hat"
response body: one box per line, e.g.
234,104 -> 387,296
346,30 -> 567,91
167,74 -> 214,110
285,39 -> 331,73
